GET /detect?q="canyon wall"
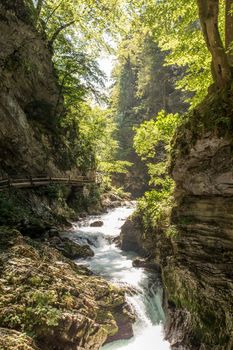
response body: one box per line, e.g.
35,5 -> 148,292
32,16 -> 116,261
0,0 -> 79,177
164,97 -> 233,349
120,94 -> 233,349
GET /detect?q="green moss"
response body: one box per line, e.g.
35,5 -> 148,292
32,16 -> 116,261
0,328 -> 37,350
0,192 -> 27,225
165,225 -> 178,237
0,228 -> 131,348
164,267 -> 229,347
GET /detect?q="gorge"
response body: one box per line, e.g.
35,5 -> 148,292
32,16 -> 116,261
0,1 -> 233,350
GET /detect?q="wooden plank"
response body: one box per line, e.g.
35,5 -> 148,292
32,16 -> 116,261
32,177 -> 50,182
0,174 -> 98,191
11,179 -> 31,184
13,183 -> 32,188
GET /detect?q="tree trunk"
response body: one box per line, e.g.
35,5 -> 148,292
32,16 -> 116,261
225,0 -> 233,65
197,0 -> 231,87
36,0 -> 44,19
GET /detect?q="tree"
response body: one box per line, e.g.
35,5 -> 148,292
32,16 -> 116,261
139,0 -> 211,106
196,0 -> 233,88
31,0 -> 129,52
225,0 -> 233,64
133,111 -> 180,229
140,0 -> 233,100
110,30 -> 187,196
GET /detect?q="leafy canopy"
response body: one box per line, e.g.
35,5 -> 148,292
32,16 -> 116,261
134,110 -> 180,160
134,110 -> 180,228
139,0 -> 212,107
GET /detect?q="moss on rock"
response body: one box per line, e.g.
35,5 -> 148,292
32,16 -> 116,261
0,328 -> 38,350
0,227 -> 134,350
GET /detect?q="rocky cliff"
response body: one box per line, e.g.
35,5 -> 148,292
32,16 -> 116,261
120,93 -> 233,349
0,3 -> 136,349
164,94 -> 233,350
0,0 -> 101,230
0,0 -> 79,177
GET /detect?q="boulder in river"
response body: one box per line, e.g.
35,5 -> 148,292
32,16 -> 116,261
105,303 -> 136,344
132,257 -> 161,272
120,214 -> 146,255
90,220 -> 104,227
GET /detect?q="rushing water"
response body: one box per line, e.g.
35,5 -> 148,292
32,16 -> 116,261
63,206 -> 171,350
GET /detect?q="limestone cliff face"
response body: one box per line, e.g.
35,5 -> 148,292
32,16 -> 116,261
163,99 -> 233,350
0,1 -> 77,177
119,95 -> 233,349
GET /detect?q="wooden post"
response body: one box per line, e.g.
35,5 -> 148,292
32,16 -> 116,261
30,176 -> 34,187
7,176 -> 11,190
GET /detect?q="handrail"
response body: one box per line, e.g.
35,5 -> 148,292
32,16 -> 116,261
0,174 -> 100,191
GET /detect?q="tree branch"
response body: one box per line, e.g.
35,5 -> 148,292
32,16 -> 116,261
48,20 -> 76,48
45,0 -> 64,26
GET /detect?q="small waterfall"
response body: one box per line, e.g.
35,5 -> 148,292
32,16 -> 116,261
64,206 -> 171,350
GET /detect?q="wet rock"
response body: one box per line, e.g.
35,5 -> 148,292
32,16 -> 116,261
120,214 -> 146,255
90,220 -> 104,227
112,235 -> 121,247
132,257 -> 161,272
100,192 -> 132,210
47,236 -> 94,259
45,227 -> 60,238
105,304 -> 135,344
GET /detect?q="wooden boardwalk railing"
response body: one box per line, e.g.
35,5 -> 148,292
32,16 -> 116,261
0,174 -> 100,191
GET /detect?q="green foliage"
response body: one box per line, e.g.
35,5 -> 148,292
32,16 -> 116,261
110,30 -> 187,194
99,160 -> 132,174
134,110 -> 180,228
137,184 -> 174,230
38,0 -> 129,50
165,225 -> 179,238
0,193 -> 26,225
23,0 -> 137,177
35,184 -> 70,202
133,110 -> 180,160
140,0 -> 212,106
2,290 -> 62,333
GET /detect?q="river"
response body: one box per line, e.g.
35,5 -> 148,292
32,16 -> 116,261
64,206 -> 171,350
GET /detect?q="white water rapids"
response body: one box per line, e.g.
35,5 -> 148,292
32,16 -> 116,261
63,206 -> 171,350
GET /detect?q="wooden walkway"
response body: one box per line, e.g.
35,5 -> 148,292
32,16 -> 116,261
0,175 -> 99,191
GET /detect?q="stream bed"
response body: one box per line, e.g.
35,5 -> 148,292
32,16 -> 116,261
63,206 -> 171,350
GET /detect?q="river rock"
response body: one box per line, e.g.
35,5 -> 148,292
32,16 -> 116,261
120,214 -> 146,255
105,304 -> 135,344
132,257 -> 161,272
90,220 -> 104,227
47,235 -> 94,259
0,227 -> 135,350
101,192 -> 127,209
